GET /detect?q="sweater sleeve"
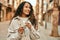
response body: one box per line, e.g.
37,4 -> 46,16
27,21 -> 40,39
30,26 -> 40,39
7,19 -> 21,40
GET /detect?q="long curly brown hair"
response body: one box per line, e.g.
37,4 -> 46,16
11,1 -> 38,29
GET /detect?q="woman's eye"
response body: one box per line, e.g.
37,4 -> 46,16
25,6 -> 30,8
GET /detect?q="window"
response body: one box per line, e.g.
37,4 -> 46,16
7,0 -> 9,3
0,3 -> 2,11
49,0 -> 53,3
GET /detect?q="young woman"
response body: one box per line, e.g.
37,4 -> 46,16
7,1 -> 40,40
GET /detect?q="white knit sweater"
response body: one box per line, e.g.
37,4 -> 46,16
7,16 -> 40,40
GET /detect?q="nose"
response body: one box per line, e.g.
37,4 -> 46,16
28,8 -> 30,12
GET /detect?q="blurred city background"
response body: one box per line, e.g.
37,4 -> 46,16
0,0 -> 60,40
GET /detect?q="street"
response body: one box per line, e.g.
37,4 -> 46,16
0,21 -> 60,40
0,21 -> 9,40
38,22 -> 60,40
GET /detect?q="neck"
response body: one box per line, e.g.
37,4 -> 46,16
21,13 -> 27,18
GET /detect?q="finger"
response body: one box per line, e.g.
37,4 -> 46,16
25,23 -> 30,27
25,22 -> 30,25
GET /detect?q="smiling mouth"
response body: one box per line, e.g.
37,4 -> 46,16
26,11 -> 30,13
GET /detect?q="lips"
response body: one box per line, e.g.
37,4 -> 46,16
26,11 -> 30,13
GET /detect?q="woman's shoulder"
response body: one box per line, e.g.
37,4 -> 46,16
11,16 -> 20,22
10,17 -> 19,24
14,16 -> 20,20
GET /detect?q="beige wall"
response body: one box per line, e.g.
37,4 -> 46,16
0,0 -> 8,6
59,0 -> 60,6
14,0 -> 24,10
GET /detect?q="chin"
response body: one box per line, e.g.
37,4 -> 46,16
25,13 -> 29,15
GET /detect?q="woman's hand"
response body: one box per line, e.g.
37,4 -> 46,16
25,22 -> 32,29
18,27 -> 24,34
34,25 -> 38,30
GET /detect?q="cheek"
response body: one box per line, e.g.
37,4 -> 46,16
23,9 -> 30,14
23,8 -> 26,13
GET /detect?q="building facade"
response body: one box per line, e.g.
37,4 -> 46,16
0,0 -> 8,21
0,0 -> 24,22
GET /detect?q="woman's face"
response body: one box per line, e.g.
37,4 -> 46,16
22,3 -> 31,16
